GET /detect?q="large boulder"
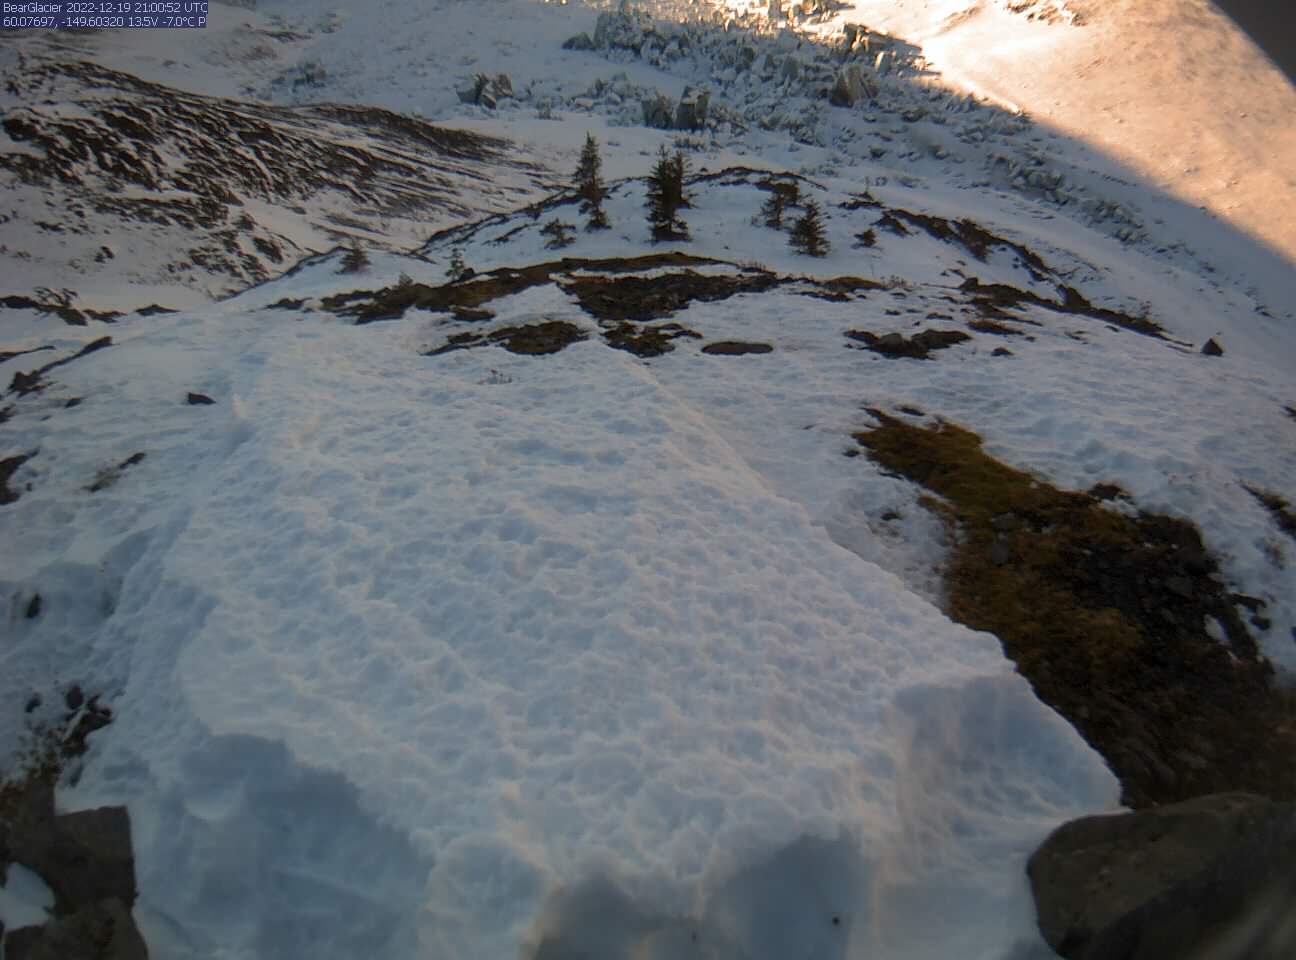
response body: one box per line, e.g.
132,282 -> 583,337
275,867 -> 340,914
456,74 -> 514,109
4,898 -> 148,960
674,89 -> 710,131
640,93 -> 673,129
1027,793 -> 1296,959
2,782 -> 137,912
829,64 -> 872,107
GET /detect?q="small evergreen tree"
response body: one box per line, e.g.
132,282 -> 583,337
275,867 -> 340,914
645,145 -> 690,242
339,241 -> 369,274
448,247 -> 467,280
760,192 -> 787,229
541,219 -> 576,249
789,200 -> 830,257
852,228 -> 877,248
575,133 -> 610,231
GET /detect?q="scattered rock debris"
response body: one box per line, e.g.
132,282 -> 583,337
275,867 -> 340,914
852,412 -> 1296,808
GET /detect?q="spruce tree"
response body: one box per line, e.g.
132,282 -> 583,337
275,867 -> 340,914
789,199 -> 830,257
575,133 -> 610,231
645,145 -> 690,242
541,219 -> 576,249
339,241 -> 370,274
760,192 -> 786,229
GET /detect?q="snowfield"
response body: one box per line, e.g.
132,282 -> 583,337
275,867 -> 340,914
1,0 -> 1293,957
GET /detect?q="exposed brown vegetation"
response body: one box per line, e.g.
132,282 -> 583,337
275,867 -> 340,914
853,412 -> 1296,808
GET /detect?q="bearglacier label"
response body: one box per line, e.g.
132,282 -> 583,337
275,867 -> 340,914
2,1 -> 209,27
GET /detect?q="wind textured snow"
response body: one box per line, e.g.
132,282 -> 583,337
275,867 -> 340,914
0,0 -> 1293,958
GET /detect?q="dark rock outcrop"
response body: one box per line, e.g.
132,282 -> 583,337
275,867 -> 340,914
4,898 -> 147,960
1028,793 -> 1296,959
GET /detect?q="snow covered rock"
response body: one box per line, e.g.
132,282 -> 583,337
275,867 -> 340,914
561,32 -> 595,51
674,89 -> 710,131
457,74 -> 513,109
829,65 -> 873,108
641,92 -> 674,129
592,1 -> 656,53
1028,793 -> 1295,958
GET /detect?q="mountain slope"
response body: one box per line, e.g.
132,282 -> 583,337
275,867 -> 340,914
1,1 -> 1294,959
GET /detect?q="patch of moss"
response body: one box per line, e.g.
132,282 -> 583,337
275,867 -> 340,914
853,412 -> 1296,808
701,341 -> 773,355
844,328 -> 972,359
603,322 -> 701,358
563,270 -> 783,323
424,321 -> 586,357
328,254 -> 728,324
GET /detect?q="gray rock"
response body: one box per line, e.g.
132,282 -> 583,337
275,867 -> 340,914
7,803 -> 137,910
5,926 -> 45,960
5,899 -> 148,960
1083,806 -> 1296,959
674,90 -> 709,130
457,74 -> 513,110
1201,337 -> 1224,357
1027,793 -> 1286,958
641,93 -> 673,129
780,55 -> 801,82
829,64 -> 872,107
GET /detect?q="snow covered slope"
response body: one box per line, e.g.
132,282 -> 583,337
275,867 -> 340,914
1,0 -> 1293,958
0,51 -> 554,307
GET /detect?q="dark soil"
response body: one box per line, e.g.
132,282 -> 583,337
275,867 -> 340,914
603,322 -> 701,358
8,337 -> 112,396
1,452 -> 34,505
424,321 -> 587,357
0,687 -> 113,819
853,412 -> 1296,808
701,341 -> 774,355
0,345 -> 55,364
1244,484 -> 1296,541
889,208 -> 1051,279
961,277 -> 1166,339
967,318 -> 1026,336
844,328 -> 972,359
86,451 -> 146,493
